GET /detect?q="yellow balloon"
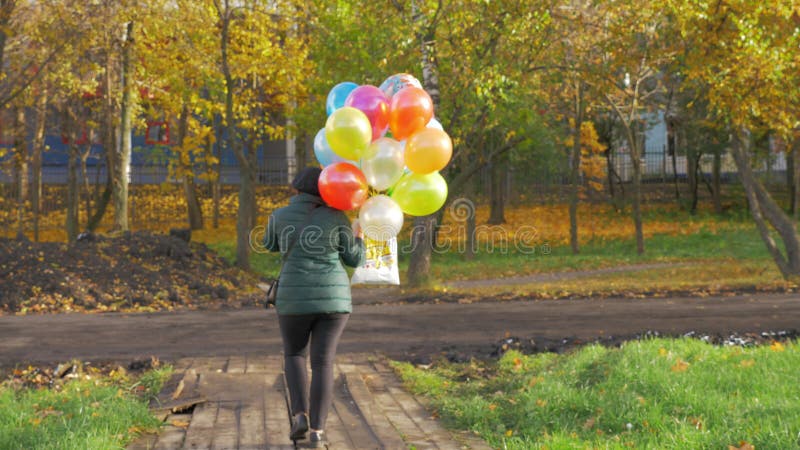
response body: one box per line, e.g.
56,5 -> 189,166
404,128 -> 453,174
390,172 -> 448,216
325,107 -> 372,161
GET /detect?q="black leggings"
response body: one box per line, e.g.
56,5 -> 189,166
278,313 -> 349,430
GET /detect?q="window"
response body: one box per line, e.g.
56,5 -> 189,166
61,129 -> 89,146
146,121 -> 170,145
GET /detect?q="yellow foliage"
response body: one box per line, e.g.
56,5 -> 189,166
580,122 -> 607,192
770,341 -> 785,352
1,185 -> 290,242
438,202 -> 727,248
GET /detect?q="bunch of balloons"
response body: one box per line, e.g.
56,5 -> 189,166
315,73 -> 451,241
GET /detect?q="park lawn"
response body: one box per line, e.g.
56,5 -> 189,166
206,224 -> 792,297
443,259 -> 792,299
393,338 -> 800,449
0,364 -> 172,449
426,224 -> 772,281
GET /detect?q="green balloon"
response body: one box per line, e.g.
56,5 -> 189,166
325,107 -> 372,161
390,172 -> 448,216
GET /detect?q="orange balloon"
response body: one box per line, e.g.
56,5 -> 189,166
389,87 -> 433,141
405,128 -> 453,174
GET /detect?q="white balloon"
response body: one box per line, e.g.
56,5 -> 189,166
362,138 -> 405,191
359,195 -> 404,241
426,117 -> 444,131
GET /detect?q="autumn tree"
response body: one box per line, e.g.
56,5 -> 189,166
303,0 -> 553,284
397,0 -> 553,284
0,1 -> 94,240
546,1 -> 608,254
583,1 -> 676,255
205,0 -> 310,269
138,1 -> 219,230
673,1 -> 800,278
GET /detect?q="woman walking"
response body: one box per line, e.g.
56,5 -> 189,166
264,167 -> 365,448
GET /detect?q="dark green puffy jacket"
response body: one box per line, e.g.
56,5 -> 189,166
264,193 -> 365,315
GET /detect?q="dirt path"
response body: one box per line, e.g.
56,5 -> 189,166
1,292 -> 798,366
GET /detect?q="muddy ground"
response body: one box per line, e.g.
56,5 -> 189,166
0,292 -> 798,369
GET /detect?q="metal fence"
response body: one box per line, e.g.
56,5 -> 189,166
0,157 -> 295,238
0,148 -> 793,240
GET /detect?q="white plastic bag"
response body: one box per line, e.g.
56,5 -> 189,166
351,237 -> 400,285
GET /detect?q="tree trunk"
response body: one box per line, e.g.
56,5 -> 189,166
245,136 -> 259,229
687,147 -> 699,214
488,153 -> 507,225
712,147 -> 722,214
787,146 -> 797,216
207,130 -> 220,229
407,1 -> 441,286
177,104 -> 203,230
628,127 -> 645,254
407,215 -> 437,285
80,146 -> 92,228
219,3 -> 251,269
14,106 -> 27,239
88,48 -> 116,232
731,129 -> 800,279
0,0 -> 10,72
87,181 -> 111,231
568,82 -> 583,254
236,162 -> 255,270
605,148 -> 615,202
794,139 -> 800,220
463,198 -> 476,260
31,89 -> 46,241
113,21 -> 134,232
605,148 -> 626,210
66,145 -> 79,241
672,136 -> 680,201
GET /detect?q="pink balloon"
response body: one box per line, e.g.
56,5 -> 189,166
345,85 -> 390,141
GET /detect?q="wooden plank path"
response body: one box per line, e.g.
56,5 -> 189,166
128,354 -> 492,450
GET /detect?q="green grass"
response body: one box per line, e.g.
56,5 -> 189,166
211,225 -> 774,282
0,366 -> 172,449
424,226 -> 772,282
394,339 -> 800,449
209,240 -> 283,278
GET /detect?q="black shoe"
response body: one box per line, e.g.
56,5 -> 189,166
309,430 -> 327,448
290,413 -> 308,441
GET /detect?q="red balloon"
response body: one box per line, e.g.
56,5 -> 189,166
345,85 -> 390,141
318,163 -> 369,211
389,87 -> 434,141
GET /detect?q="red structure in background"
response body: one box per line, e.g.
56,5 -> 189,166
61,130 -> 90,146
145,121 -> 170,145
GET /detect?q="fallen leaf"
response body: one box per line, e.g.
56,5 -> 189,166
171,419 -> 190,429
671,359 -> 690,372
172,379 -> 185,400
